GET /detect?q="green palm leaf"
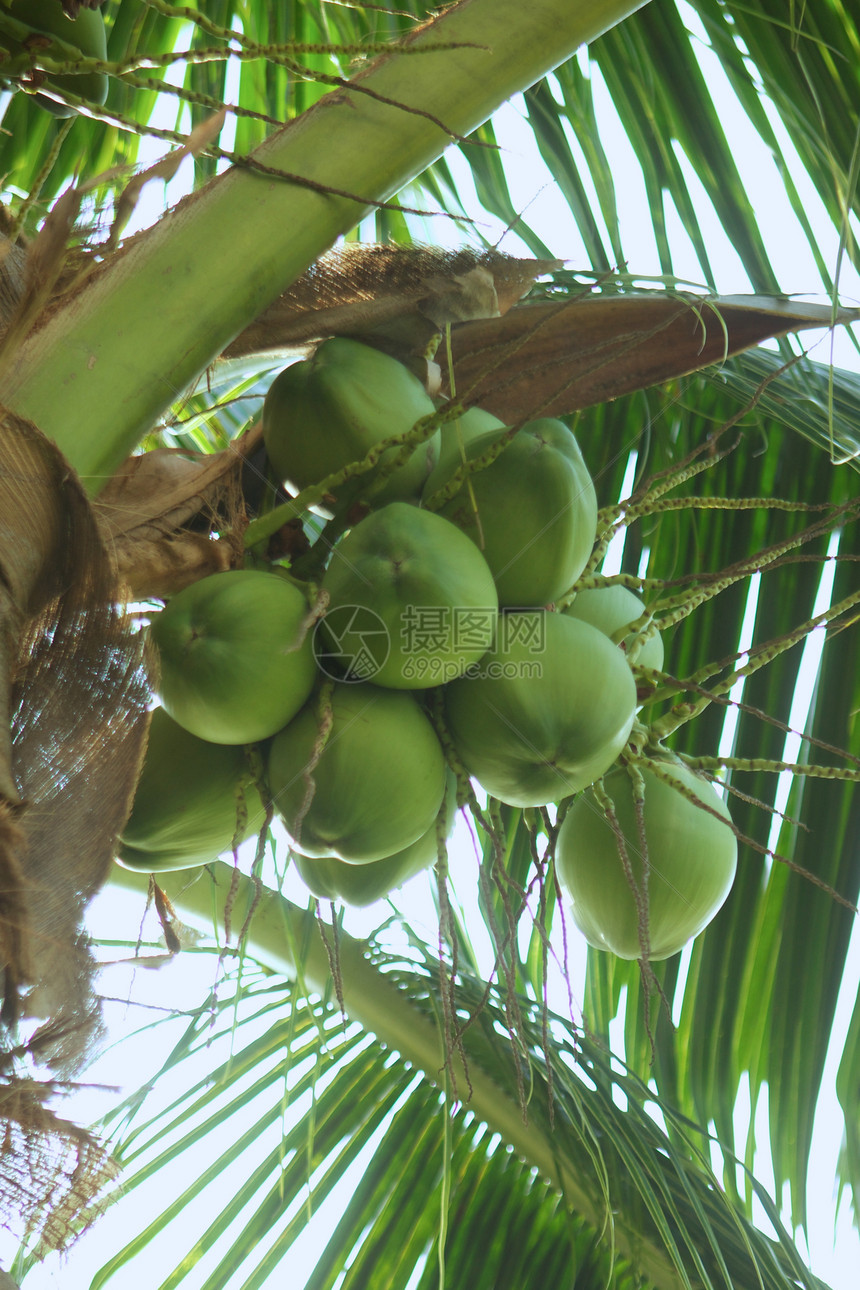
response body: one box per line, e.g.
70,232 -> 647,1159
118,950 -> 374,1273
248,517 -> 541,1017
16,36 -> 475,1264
569,349 -> 860,1232
77,876 -> 831,1290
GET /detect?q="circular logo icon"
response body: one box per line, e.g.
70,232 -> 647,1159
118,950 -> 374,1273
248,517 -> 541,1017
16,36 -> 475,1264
314,604 -> 391,683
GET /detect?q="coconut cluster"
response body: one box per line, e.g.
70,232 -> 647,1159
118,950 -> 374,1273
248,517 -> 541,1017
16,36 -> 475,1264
120,337 -> 736,957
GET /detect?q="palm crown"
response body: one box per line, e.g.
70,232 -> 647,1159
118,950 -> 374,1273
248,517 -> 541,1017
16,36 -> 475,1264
1,2 -> 859,1287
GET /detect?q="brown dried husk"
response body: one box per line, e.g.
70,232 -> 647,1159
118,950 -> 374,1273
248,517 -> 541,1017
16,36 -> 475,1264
0,1077 -> 118,1257
92,427 -> 251,600
224,243 -> 561,360
1,409 -> 149,1246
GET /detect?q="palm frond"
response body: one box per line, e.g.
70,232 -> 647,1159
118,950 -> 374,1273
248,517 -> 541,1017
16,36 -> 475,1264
71,904 -> 829,1290
566,348 -> 860,1234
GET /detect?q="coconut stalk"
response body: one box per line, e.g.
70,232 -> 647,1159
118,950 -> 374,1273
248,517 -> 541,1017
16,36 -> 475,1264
0,0 -> 649,492
108,859 -> 690,1290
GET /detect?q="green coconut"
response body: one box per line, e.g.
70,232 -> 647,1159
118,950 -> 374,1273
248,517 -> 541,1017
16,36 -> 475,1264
434,418 -> 598,607
563,585 -> 664,671
292,770 -> 458,905
262,338 -> 439,514
423,404 -> 506,500
267,683 -> 447,863
116,708 -> 266,872
555,761 -> 737,960
444,610 -> 637,807
116,843 -> 192,873
319,502 -> 498,688
3,0 -> 108,114
150,570 -> 318,745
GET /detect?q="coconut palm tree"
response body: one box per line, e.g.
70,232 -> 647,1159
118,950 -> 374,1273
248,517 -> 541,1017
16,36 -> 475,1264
1,1 -> 860,1287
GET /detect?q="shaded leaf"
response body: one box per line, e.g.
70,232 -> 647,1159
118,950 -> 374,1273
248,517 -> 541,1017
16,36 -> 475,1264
446,292 -> 858,421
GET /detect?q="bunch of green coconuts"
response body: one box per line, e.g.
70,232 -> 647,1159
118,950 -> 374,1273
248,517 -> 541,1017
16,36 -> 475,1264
2,3 -> 737,960
120,334 -> 738,962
